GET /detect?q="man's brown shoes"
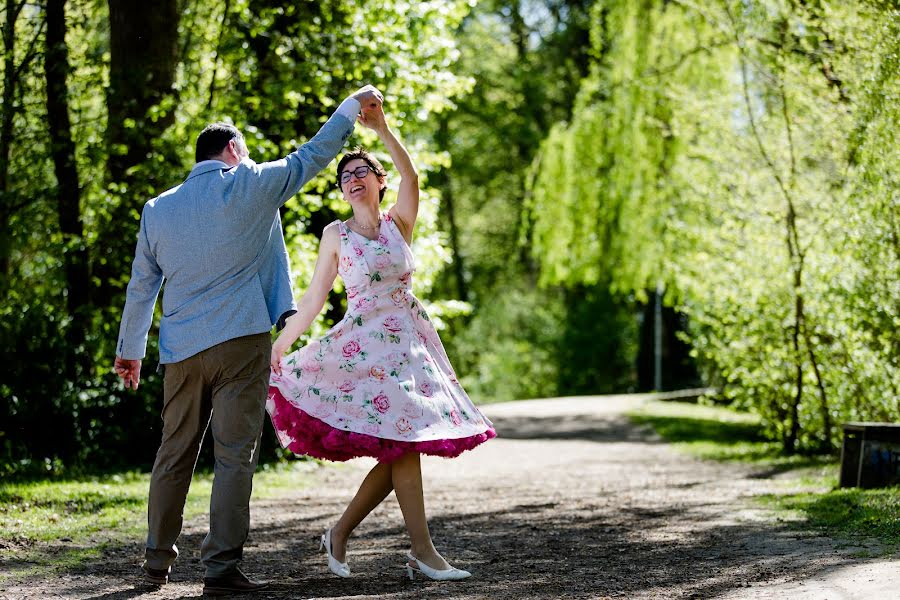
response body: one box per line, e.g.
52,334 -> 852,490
141,563 -> 170,585
202,568 -> 268,596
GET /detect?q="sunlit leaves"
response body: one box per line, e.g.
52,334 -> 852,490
529,0 -> 900,451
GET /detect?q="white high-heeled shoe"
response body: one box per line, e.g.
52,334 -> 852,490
320,529 -> 350,578
405,551 -> 471,581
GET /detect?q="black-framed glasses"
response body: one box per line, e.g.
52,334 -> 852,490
340,165 -> 374,184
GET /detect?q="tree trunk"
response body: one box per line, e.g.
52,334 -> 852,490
433,116 -> 468,303
95,0 -> 180,306
0,0 -> 22,292
730,8 -> 811,454
105,0 -> 180,184
802,315 -> 831,450
441,178 -> 469,303
785,289 -> 802,454
46,0 -> 92,376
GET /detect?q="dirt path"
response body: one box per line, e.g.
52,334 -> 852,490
3,395 -> 896,599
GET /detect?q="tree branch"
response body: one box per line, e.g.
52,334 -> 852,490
640,38 -> 733,78
207,3 -> 230,110
14,19 -> 45,80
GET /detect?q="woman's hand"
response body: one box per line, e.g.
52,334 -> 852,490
350,84 -> 383,111
271,342 -> 289,376
358,104 -> 389,136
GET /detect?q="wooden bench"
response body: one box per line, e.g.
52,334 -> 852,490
839,422 -> 900,488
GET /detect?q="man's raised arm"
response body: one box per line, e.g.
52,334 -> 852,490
238,85 -> 384,209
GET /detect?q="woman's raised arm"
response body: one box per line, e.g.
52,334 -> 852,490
359,106 -> 419,243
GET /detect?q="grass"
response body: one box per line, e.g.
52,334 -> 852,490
765,488 -> 900,551
0,460 -> 318,583
628,400 -> 833,469
629,399 -> 900,553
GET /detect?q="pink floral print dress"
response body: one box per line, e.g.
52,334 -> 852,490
267,213 -> 496,463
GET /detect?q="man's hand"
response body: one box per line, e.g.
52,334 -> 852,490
350,85 -> 384,112
114,357 -> 142,390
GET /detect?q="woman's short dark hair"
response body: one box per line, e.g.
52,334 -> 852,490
336,147 -> 388,201
195,122 -> 243,163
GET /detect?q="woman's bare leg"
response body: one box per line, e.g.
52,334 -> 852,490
330,461 -> 393,562
391,452 -> 451,570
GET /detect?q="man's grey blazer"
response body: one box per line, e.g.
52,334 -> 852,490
116,108 -> 355,364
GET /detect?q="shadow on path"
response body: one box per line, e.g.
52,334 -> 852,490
9,496 -> 865,600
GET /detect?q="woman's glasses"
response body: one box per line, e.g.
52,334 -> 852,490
340,165 -> 375,184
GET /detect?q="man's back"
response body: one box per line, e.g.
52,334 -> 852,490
116,109 -> 355,364
144,162 -> 279,362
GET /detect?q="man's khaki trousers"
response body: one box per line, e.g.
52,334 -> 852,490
144,332 -> 271,578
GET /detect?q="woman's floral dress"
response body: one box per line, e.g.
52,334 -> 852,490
267,213 -> 496,463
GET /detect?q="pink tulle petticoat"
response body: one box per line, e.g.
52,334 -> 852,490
269,387 -> 497,463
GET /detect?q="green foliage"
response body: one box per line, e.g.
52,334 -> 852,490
431,0 -> 636,402
530,0 -> 900,452
444,280 -> 636,402
556,284 -> 638,394
450,285 -> 566,403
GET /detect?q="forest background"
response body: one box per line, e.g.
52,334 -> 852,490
1,0 -> 897,478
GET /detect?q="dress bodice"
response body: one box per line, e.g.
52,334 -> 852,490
337,213 -> 417,317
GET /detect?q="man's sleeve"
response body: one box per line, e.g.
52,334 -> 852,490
235,99 -> 360,209
116,204 -> 164,360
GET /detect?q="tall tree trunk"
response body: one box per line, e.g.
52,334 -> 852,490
507,0 -> 546,274
46,0 -> 91,375
95,0 -> 180,306
0,0 -> 22,293
433,116 -> 468,302
730,6 -> 816,454
802,314 -> 831,449
786,281 -> 803,454
441,179 -> 468,303
105,0 -> 179,184
0,0 -> 43,297
46,0 -> 89,312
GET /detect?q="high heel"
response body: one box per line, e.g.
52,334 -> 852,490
320,529 -> 350,578
405,551 -> 471,581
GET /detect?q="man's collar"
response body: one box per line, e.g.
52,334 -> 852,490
186,160 -> 232,181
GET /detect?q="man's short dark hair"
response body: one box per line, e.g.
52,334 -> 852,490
195,122 -> 243,163
336,147 -> 388,201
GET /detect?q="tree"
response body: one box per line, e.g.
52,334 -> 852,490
45,0 -> 90,378
529,0 -> 900,452
429,0 -> 638,403
0,0 -> 44,294
93,0 -> 181,308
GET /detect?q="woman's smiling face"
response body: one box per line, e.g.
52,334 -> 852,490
340,159 -> 384,204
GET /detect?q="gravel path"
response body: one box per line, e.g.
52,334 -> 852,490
2,394 -> 896,599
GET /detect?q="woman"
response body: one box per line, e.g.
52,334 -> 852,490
267,104 -> 496,582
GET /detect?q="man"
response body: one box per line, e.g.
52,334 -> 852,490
114,85 -> 383,595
